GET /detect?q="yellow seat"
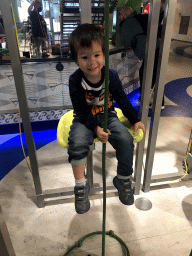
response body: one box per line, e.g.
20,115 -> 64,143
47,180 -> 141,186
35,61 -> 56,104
57,108 -> 143,148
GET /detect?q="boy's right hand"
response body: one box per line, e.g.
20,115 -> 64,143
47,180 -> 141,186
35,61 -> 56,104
95,126 -> 111,143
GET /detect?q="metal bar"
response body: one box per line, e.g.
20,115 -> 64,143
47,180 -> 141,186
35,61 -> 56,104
150,172 -> 185,183
115,8 -> 123,48
142,0 -> 177,192
41,180 -> 136,200
0,0 -> 44,208
134,0 -> 161,194
80,0 -> 92,24
43,188 -> 74,198
0,46 -> 126,64
0,205 -> 16,256
48,1 -> 54,45
87,144 -> 94,191
186,130 -> 192,155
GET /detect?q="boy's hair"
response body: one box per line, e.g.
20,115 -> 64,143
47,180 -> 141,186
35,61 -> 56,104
69,23 -> 105,61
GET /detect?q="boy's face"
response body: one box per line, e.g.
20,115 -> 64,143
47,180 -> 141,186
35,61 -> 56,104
76,41 -> 105,83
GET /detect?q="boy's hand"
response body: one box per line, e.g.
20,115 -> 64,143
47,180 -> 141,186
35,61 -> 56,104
133,121 -> 146,135
95,126 -> 111,143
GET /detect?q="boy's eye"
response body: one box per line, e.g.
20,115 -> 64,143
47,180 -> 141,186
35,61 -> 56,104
82,56 -> 87,60
95,54 -> 100,57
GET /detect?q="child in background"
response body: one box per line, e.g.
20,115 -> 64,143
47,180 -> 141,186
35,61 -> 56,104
68,24 -> 145,214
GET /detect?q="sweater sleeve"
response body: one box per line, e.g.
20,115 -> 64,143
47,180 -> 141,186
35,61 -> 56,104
69,70 -> 99,132
109,70 -> 140,125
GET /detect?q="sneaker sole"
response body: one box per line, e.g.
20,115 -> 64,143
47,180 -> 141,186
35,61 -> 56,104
76,202 -> 90,214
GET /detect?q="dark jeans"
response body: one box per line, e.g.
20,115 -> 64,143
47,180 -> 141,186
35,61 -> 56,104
139,48 -> 164,106
68,111 -> 134,177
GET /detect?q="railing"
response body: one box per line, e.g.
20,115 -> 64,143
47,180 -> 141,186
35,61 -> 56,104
0,47 -> 141,125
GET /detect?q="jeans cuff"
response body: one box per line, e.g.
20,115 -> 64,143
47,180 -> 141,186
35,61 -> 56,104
71,157 -> 87,166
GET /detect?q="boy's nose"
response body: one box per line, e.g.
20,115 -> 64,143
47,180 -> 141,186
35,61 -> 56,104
87,56 -> 95,66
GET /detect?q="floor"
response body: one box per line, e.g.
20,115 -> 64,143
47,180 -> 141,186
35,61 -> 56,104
0,40 -> 192,256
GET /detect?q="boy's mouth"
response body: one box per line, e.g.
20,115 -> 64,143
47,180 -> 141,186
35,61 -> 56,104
88,67 -> 98,72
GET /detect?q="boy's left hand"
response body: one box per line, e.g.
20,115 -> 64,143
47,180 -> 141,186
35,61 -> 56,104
133,121 -> 146,134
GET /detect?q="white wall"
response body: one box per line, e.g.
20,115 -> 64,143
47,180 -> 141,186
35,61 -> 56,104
172,0 -> 192,42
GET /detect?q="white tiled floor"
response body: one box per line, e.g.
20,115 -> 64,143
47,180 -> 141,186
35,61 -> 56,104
0,40 -> 192,256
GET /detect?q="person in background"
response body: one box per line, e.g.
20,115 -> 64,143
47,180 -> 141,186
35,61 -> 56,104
142,0 -> 166,25
0,16 -> 4,34
119,7 -> 143,90
67,24 -> 145,214
28,0 -> 47,58
139,0 -> 166,108
119,1 -> 166,109
0,16 -> 5,49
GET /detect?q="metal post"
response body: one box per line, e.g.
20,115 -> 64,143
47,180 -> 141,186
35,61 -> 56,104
87,144 -> 94,191
115,8 -> 123,47
79,0 -> 92,24
142,0 -> 177,192
0,205 -> 16,256
0,0 -> 44,207
48,1 -> 54,45
134,0 -> 161,194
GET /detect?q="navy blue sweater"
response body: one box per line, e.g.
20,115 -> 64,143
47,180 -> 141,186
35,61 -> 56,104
69,67 -> 140,132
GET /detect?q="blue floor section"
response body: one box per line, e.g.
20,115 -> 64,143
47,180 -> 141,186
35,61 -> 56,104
1,77 -> 192,180
173,46 -> 192,59
129,78 -> 192,117
0,130 -> 57,180
164,77 -> 192,109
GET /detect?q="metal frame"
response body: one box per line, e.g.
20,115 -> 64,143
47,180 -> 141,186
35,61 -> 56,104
115,1 -> 176,194
134,0 -> 162,194
0,205 -> 16,256
142,0 -> 178,192
0,0 -> 44,208
185,129 -> 192,173
0,0 -> 136,208
0,0 -> 178,207
80,0 -> 92,24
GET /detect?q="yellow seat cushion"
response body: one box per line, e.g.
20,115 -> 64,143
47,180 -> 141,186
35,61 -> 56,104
57,108 -> 143,148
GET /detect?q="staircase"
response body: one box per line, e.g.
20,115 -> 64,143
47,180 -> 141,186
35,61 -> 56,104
60,0 -> 118,49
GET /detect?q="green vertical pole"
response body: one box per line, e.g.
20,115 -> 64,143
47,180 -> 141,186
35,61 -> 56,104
102,0 -> 110,255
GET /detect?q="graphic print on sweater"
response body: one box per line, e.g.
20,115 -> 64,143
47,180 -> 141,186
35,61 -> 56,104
82,78 -> 113,116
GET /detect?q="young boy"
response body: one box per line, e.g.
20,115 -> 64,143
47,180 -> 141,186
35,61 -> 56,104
68,24 -> 145,214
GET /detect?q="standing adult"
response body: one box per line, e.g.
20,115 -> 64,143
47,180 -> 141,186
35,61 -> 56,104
139,0 -> 165,108
118,7 -> 143,94
119,1 -> 166,109
28,0 -> 47,58
0,16 -> 5,49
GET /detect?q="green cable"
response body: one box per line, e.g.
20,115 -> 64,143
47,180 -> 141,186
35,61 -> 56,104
102,0 -> 110,254
63,230 -> 130,256
64,0 -> 131,254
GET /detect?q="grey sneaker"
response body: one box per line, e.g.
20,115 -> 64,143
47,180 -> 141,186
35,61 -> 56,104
74,182 -> 90,214
113,176 -> 134,205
